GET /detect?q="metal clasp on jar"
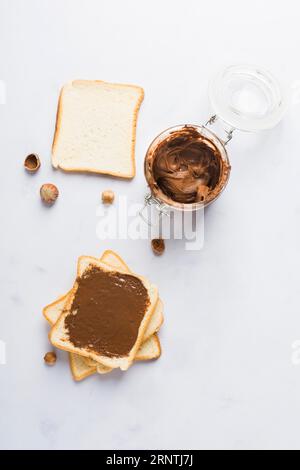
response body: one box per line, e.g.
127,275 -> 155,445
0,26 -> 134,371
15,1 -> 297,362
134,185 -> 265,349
139,194 -> 170,226
205,115 -> 235,146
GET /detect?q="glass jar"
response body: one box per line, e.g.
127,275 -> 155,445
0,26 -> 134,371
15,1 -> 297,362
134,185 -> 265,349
140,64 -> 288,223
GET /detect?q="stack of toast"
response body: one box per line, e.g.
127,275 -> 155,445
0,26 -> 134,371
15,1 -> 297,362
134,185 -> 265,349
43,251 -> 163,381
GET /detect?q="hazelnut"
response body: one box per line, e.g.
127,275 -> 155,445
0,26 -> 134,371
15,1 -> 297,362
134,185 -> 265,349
44,351 -> 57,366
151,238 -> 165,256
102,190 -> 115,204
24,153 -> 41,173
40,184 -> 59,205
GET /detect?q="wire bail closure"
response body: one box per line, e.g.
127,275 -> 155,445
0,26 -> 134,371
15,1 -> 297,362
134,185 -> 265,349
205,115 -> 235,146
139,194 -> 170,227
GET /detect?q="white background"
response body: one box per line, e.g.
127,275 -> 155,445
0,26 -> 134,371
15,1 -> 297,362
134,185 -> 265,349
1,0 -> 300,450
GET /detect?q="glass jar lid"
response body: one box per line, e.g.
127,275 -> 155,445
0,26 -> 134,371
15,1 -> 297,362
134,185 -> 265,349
209,65 -> 288,132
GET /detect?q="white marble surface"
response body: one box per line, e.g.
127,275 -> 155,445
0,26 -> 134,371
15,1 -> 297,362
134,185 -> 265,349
1,0 -> 300,450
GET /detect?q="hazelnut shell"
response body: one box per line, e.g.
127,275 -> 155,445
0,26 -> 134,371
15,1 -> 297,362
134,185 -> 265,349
151,239 -> 165,256
24,154 -> 41,173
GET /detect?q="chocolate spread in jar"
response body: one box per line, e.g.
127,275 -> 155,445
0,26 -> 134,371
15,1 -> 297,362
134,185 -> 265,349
148,126 -> 228,205
65,267 -> 150,358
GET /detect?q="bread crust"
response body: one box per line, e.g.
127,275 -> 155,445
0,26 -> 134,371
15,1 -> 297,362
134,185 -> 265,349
100,249 -> 130,272
135,334 -> 161,362
51,86 -> 64,168
43,292 -> 69,323
52,80 -> 144,179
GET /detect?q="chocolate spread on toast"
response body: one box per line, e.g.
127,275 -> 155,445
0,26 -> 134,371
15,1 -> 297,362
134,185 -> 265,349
65,267 -> 150,357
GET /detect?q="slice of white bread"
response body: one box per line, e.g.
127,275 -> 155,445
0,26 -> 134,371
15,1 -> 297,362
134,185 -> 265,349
69,352 -> 97,381
43,250 -> 163,380
49,256 -> 158,371
133,334 -> 161,362
52,80 -> 144,178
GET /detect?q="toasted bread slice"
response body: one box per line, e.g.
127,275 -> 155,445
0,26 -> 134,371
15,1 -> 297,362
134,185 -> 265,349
69,353 -> 97,381
49,257 -> 158,371
129,334 -> 161,362
52,80 -> 144,178
100,250 -> 130,271
43,250 -> 163,380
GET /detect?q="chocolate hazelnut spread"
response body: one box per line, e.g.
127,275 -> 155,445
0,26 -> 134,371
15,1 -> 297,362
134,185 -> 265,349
152,126 -> 221,203
145,125 -> 231,208
65,267 -> 150,357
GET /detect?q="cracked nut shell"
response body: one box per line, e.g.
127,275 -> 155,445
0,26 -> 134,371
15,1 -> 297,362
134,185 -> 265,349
40,184 -> 59,205
151,238 -> 165,255
24,154 -> 41,173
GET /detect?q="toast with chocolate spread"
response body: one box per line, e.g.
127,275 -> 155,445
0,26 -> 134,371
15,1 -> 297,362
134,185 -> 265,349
43,251 -> 163,380
49,257 -> 158,371
52,80 -> 144,178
